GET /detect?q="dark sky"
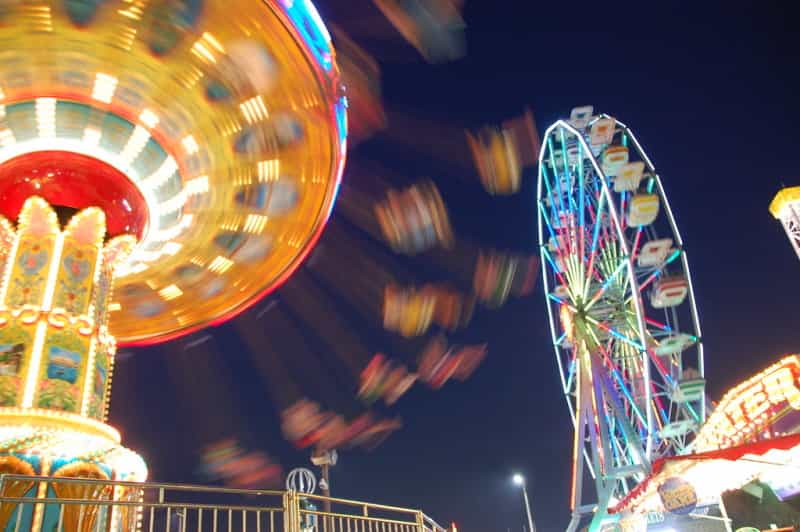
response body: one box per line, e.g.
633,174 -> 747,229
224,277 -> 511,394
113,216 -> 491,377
110,1 -> 800,531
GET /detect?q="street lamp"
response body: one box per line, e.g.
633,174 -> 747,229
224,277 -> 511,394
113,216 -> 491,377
512,474 -> 536,532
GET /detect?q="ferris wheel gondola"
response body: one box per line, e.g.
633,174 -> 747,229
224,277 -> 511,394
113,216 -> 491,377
537,107 -> 707,530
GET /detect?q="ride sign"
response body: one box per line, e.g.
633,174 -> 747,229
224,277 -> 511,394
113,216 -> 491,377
657,477 -> 697,515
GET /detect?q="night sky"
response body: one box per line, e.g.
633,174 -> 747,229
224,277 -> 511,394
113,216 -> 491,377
110,1 -> 800,531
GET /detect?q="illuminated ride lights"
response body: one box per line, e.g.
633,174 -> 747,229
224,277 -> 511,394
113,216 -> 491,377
0,0 -> 346,346
0,0 -> 345,530
770,186 -> 800,262
610,355 -> 800,520
694,355 -> 800,452
0,197 -> 146,531
537,107 -> 705,532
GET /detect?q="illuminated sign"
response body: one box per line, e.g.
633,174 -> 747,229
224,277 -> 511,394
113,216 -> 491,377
657,477 -> 697,515
695,355 -> 800,452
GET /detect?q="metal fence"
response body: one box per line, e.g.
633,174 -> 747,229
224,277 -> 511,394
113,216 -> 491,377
0,475 -> 447,532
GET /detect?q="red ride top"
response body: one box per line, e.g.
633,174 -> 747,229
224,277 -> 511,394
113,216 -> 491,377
0,151 -> 149,238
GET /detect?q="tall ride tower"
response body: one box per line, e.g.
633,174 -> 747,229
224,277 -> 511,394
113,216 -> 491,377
770,186 -> 800,261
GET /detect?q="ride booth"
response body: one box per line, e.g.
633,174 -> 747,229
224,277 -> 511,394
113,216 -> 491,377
608,355 -> 800,531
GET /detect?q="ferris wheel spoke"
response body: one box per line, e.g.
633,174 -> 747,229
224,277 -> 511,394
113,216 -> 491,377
540,163 -> 566,241
594,359 -> 649,469
545,138 -> 569,214
547,291 -> 568,306
595,345 -> 647,427
583,193 -> 607,298
630,227 -> 644,263
584,260 -> 628,312
541,246 -> 570,291
577,139 -> 587,261
565,356 -> 579,392
564,356 -> 578,394
635,248 -> 682,294
558,129 -> 582,214
585,318 -> 644,352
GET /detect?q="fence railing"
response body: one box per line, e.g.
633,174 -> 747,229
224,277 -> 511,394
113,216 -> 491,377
0,475 -> 448,532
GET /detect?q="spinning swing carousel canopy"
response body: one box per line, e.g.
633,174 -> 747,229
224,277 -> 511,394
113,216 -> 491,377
0,0 -> 347,345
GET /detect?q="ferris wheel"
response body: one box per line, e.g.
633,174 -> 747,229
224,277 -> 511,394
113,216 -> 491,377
536,107 -> 707,530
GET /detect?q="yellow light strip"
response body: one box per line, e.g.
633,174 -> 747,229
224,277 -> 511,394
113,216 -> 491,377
0,408 -> 121,442
80,230 -> 109,416
161,242 -> 182,256
80,337 -> 98,417
257,159 -> 280,182
244,214 -> 268,234
92,73 -> 118,104
158,190 -> 187,213
28,5 -> 53,32
185,176 -> 209,195
35,97 -> 56,139
181,135 -> 199,155
140,156 -> 178,189
158,284 -> 182,301
208,256 -> 233,274
119,125 -> 151,165
104,343 -> 116,421
138,108 -> 159,129
202,32 -> 225,53
240,96 -> 269,124
117,1 -> 144,21
82,126 -> 102,147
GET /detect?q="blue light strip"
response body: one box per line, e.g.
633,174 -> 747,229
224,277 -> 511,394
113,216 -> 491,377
546,136 -> 568,215
276,0 -> 348,221
585,260 -> 626,310
279,0 -> 334,72
559,129 -> 579,214
578,140 -> 585,241
685,402 -> 700,422
664,249 -> 681,265
588,194 -> 606,256
539,156 -> 558,227
538,201 -> 558,242
604,326 -> 644,351
540,162 -> 561,226
541,246 -> 561,274
335,96 -> 348,152
605,409 -> 622,465
611,368 -> 646,425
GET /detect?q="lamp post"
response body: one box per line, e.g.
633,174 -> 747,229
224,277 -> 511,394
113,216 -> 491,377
512,474 -> 536,532
312,449 -> 338,514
